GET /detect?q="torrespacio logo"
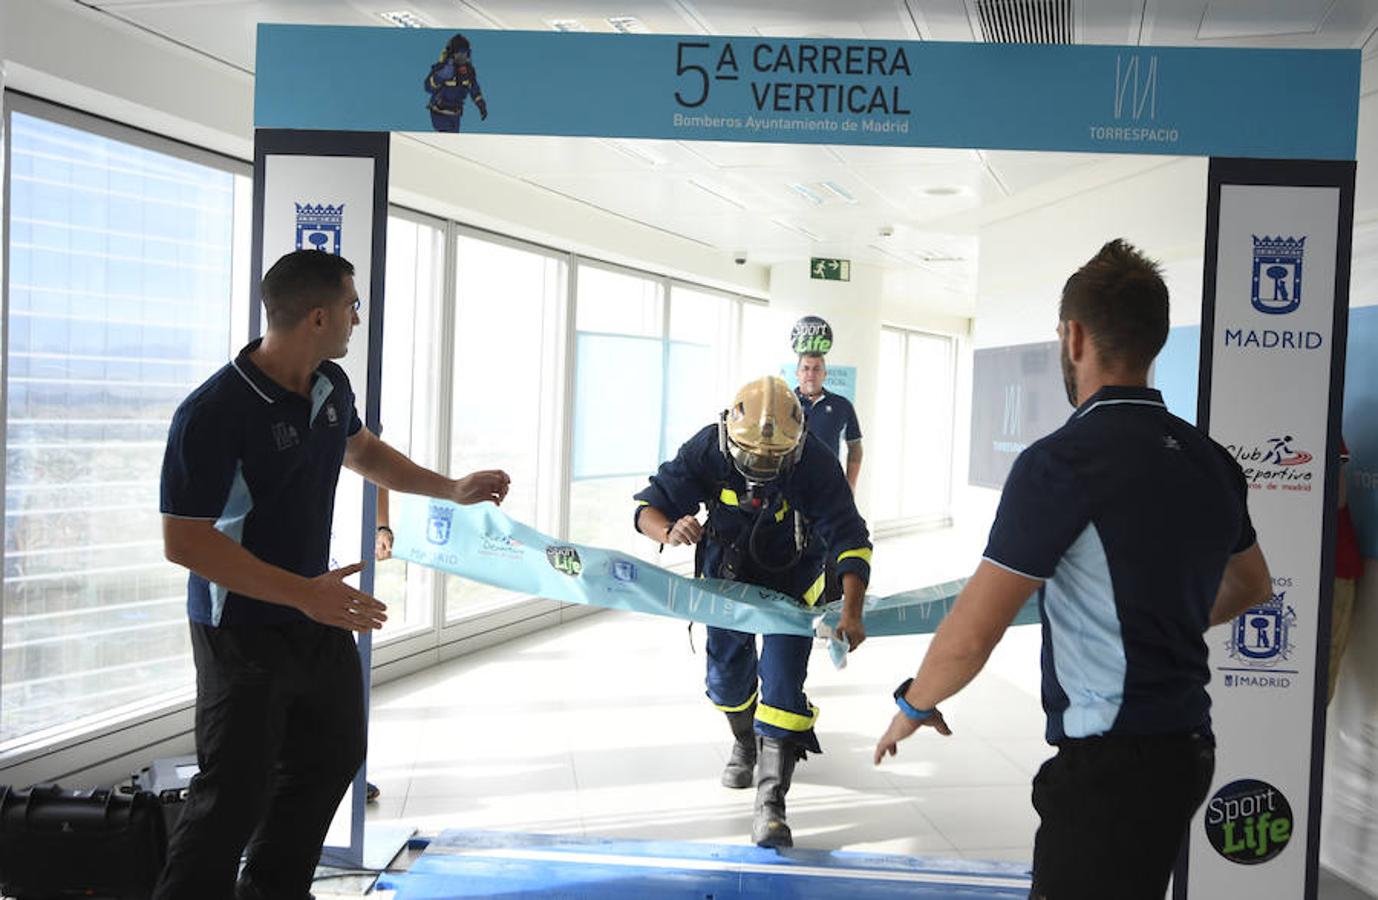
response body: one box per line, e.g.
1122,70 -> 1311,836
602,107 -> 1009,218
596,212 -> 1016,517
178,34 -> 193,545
1204,779 -> 1293,865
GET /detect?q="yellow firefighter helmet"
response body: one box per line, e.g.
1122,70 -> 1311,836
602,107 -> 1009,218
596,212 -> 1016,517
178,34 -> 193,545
721,376 -> 805,483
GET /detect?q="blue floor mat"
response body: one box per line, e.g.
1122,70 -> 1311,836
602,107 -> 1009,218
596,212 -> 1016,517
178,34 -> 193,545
378,830 -> 1032,899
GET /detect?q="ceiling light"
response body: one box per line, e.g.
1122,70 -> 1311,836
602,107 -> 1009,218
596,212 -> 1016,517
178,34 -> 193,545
689,178 -> 746,210
547,19 -> 588,31
787,183 -> 824,206
922,186 -> 963,196
607,16 -> 651,33
772,218 -> 823,242
818,181 -> 857,204
604,139 -> 666,168
379,9 -> 427,27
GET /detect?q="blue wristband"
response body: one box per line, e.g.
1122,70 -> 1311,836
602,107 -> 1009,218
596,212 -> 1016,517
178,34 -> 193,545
893,678 -> 935,721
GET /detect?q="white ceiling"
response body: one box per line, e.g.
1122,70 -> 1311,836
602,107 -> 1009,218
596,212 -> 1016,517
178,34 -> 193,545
75,0 -> 1378,291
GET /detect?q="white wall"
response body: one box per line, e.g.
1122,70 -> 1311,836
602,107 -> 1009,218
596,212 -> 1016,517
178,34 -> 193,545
975,156 -> 1210,350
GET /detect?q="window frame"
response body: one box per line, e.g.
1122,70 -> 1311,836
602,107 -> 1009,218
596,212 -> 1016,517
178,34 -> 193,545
0,91 -> 253,773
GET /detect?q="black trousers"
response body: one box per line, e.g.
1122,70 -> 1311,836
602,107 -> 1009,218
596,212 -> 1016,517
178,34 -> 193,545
1029,732 -> 1215,900
153,621 -> 366,900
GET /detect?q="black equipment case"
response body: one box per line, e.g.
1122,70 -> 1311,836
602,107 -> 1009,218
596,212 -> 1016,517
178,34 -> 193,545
0,784 -> 166,899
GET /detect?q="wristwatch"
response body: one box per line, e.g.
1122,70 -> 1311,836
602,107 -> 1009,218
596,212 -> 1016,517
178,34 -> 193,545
893,678 -> 935,721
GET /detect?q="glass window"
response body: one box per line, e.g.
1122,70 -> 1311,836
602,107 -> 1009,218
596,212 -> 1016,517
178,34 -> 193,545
568,270 -> 742,566
3,110 -> 242,747
373,215 -> 445,640
872,327 -> 957,525
568,265 -> 667,559
445,234 -> 566,621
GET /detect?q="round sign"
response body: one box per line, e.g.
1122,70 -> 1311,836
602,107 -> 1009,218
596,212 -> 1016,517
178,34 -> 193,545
790,316 -> 833,355
1204,778 -> 1293,865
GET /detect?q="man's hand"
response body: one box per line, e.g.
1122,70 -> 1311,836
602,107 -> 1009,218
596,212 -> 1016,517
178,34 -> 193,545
873,708 -> 952,765
666,515 -> 703,546
299,562 -> 387,632
453,469 -> 510,505
477,99 -> 488,120
836,612 -> 866,651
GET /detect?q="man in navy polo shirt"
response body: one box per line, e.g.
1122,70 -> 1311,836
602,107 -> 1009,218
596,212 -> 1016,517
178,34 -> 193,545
156,250 -> 509,900
871,240 -> 1273,899
795,352 -> 863,492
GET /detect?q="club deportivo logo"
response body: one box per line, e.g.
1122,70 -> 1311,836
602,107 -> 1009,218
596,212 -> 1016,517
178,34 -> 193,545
478,533 -> 523,560
1228,436 -> 1315,492
1205,779 -> 1293,865
546,545 -> 583,577
611,560 -> 637,583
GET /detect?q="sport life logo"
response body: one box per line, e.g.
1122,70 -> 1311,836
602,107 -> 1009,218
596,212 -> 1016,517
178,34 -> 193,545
611,560 -> 637,583
426,503 -> 453,545
1251,236 -> 1305,315
296,203 -> 345,255
1226,590 -> 1295,666
790,316 -> 833,355
1204,779 -> 1293,865
546,545 -> 583,577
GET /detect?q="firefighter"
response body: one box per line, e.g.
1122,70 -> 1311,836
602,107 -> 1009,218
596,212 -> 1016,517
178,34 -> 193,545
424,33 -> 487,133
634,376 -> 872,848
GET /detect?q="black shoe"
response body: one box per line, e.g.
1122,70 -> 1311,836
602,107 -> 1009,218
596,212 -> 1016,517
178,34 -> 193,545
751,737 -> 797,849
721,706 -> 757,789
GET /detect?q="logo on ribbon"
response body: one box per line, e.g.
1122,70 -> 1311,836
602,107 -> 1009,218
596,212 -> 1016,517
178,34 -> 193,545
426,503 -> 453,545
546,545 -> 583,577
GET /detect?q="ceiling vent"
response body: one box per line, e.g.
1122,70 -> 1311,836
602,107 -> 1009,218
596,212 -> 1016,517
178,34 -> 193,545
973,0 -> 1075,44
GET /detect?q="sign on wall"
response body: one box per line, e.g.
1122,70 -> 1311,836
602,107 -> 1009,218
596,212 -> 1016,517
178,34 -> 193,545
254,26 -> 1358,160
968,342 -> 1068,489
1185,159 -> 1354,900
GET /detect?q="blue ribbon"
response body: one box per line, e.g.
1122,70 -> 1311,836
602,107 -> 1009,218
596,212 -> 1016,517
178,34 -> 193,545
391,497 -> 1039,643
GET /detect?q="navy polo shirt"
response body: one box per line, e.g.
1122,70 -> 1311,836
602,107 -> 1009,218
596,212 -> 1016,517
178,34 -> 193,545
983,386 -> 1255,743
160,340 -> 363,627
796,388 -> 862,460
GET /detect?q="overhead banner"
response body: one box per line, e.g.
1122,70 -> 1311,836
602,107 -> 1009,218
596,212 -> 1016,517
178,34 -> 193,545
251,129 -> 390,868
1184,160 -> 1354,899
254,26 -> 1358,160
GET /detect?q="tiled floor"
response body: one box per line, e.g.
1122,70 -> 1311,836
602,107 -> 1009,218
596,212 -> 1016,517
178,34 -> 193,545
364,607 -> 1048,864
353,526 -> 1376,898
363,526 -> 1049,866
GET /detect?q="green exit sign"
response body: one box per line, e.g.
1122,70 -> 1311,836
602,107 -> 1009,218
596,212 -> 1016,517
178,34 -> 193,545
810,258 -> 850,281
